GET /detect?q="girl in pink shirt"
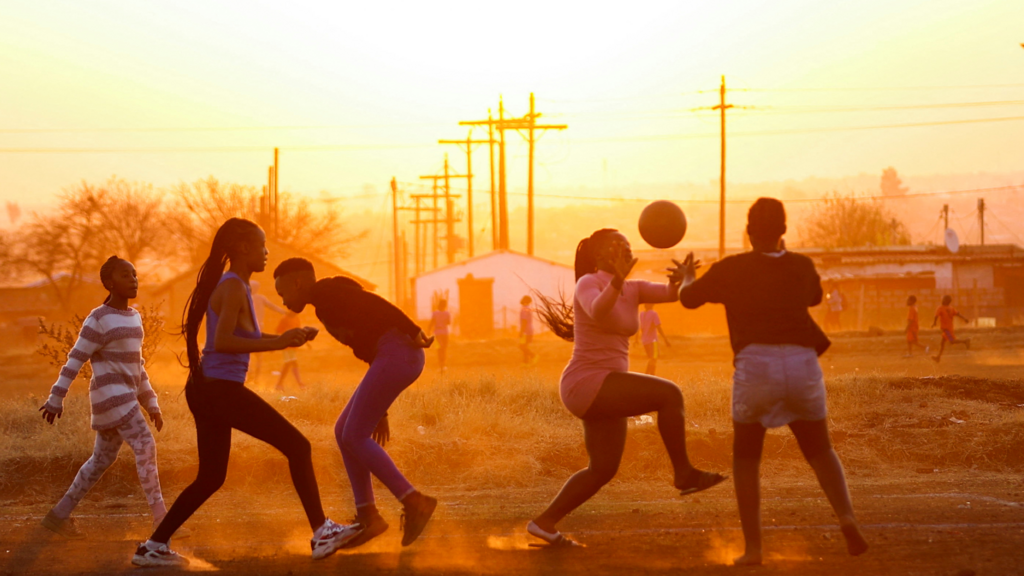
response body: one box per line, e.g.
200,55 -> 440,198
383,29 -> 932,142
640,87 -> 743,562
528,228 -> 725,546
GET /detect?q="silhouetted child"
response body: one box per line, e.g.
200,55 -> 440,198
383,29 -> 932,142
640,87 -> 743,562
519,295 -> 537,364
931,295 -> 970,363
904,296 -> 928,357
275,310 -> 307,392
636,303 -> 671,375
427,299 -> 450,371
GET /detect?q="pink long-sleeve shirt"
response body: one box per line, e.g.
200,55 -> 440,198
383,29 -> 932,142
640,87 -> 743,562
559,270 -> 677,418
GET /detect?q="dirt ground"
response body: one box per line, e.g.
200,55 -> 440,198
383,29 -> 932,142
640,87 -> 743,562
2,326 -> 1024,575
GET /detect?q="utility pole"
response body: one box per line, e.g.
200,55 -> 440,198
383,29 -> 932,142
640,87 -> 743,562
420,157 -> 465,266
391,178 -> 401,307
978,198 -> 985,245
439,131 -> 493,258
942,204 -> 949,230
460,94 -> 566,254
713,77 -> 733,260
487,110 -> 497,251
408,195 -> 440,274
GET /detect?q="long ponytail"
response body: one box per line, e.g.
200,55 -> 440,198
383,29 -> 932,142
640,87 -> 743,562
180,218 -> 261,382
536,228 -> 618,342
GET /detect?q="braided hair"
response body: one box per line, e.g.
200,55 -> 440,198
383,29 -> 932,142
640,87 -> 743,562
100,255 -> 126,304
180,218 -> 262,382
535,228 -> 619,342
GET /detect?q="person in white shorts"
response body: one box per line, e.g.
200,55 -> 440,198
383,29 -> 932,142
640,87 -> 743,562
679,197 -> 868,566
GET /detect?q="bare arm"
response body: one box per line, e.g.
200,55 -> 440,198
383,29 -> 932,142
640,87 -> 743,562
657,324 -> 671,346
213,280 -> 305,353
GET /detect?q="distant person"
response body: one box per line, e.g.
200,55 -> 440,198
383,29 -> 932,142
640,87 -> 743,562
275,310 -> 307,392
274,258 -> 438,549
133,219 -> 357,568
530,228 -> 725,547
931,295 -> 970,363
39,256 -> 185,541
249,279 -> 287,386
636,303 -> 671,375
519,295 -> 537,365
904,295 -> 929,358
823,283 -> 844,332
679,198 -> 868,565
427,299 -> 451,371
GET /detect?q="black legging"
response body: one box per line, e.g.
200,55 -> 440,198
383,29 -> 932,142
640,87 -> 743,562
152,378 -> 325,543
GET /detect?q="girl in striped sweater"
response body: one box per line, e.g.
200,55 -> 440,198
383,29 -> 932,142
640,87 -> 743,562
39,256 -> 180,541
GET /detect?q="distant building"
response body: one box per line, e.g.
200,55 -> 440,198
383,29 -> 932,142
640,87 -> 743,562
632,243 -> 1024,334
411,250 -> 575,338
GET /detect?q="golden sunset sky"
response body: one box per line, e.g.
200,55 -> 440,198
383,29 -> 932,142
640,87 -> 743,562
1,0 -> 1022,207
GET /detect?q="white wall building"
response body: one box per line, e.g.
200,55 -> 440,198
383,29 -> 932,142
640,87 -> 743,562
411,250 -> 575,337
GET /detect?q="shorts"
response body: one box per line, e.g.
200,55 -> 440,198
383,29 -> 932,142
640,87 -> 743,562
906,329 -> 919,343
941,329 -> 955,342
732,344 -> 827,428
644,341 -> 659,360
282,349 -> 297,363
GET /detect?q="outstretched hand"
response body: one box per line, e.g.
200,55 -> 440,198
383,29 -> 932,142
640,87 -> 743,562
280,328 -> 308,348
670,252 -> 701,287
302,326 -> 320,341
372,415 -> 390,447
39,404 -> 61,425
413,330 -> 435,348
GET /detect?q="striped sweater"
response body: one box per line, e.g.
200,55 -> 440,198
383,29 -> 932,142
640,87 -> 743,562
43,304 -> 161,430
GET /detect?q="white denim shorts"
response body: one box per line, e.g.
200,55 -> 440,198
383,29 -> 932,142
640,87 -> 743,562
732,344 -> 827,428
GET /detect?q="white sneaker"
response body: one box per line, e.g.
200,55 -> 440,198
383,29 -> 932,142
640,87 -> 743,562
311,519 -> 361,560
131,542 -> 189,567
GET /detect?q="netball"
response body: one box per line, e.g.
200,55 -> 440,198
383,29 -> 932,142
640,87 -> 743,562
638,200 -> 687,249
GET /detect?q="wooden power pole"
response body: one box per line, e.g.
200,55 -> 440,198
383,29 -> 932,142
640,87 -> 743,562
420,156 -> 465,266
439,131 -> 493,258
712,77 -> 733,260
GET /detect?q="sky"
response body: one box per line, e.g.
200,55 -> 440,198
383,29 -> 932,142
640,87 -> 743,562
1,0 -> 1023,209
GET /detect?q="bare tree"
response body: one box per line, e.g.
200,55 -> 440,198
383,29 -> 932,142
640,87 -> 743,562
87,178 -> 165,264
802,192 -> 911,249
164,177 -> 366,264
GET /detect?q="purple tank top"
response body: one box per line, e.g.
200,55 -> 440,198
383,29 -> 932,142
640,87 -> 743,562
201,272 -> 261,383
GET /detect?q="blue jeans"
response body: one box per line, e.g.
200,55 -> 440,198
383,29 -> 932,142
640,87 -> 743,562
335,329 -> 424,507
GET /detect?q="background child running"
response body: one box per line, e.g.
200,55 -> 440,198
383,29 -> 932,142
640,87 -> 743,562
248,279 -> 287,386
636,303 -> 671,375
39,256 -> 183,541
275,310 -> 307,392
519,295 -> 537,365
931,295 -> 970,363
427,299 -> 451,371
904,296 -> 929,358
679,198 -> 868,565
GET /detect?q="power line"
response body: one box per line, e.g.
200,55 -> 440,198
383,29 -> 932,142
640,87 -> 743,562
0,143 -> 434,154
740,83 -> 1024,92
0,122 -> 451,134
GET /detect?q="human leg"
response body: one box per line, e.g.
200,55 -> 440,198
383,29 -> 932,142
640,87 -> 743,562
732,421 -> 767,565
644,343 -> 657,375
51,427 -> 123,519
585,371 -> 715,489
118,409 -> 168,522
531,416 -> 627,532
150,385 -> 232,544
789,419 -> 867,556
228,385 -> 326,531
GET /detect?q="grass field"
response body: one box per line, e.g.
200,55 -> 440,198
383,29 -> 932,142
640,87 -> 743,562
2,326 -> 1023,574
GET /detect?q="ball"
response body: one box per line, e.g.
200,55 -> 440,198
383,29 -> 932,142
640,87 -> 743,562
638,200 -> 687,249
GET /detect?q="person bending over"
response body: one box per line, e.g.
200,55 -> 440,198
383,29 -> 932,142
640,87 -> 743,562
275,258 -> 437,549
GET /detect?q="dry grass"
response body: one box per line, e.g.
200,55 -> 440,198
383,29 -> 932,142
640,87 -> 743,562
3,349 -> 1023,504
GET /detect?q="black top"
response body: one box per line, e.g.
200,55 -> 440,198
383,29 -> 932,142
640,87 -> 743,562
679,251 -> 830,356
310,277 -> 422,363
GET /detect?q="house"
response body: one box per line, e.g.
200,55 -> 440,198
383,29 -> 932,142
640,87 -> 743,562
147,239 -> 375,329
410,250 -> 575,338
0,273 -> 107,332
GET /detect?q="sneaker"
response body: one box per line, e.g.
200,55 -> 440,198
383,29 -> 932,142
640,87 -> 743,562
41,510 -> 85,539
131,542 -> 189,567
342,513 -> 389,549
400,492 -> 437,546
311,519 -> 361,560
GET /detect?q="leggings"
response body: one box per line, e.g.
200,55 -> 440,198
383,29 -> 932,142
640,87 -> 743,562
152,379 -> 325,543
336,330 -> 425,508
53,407 -> 167,521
